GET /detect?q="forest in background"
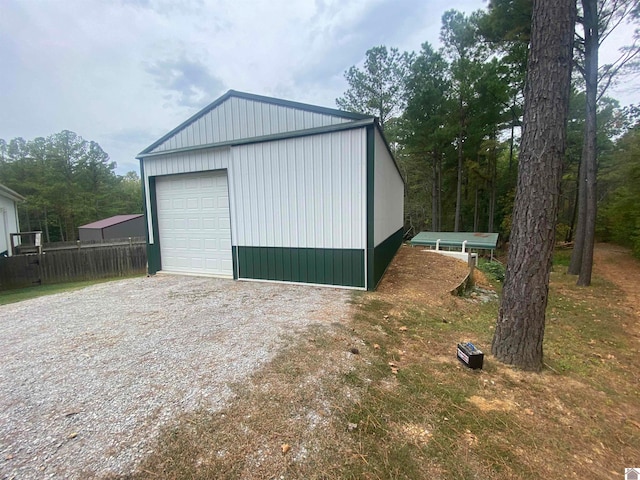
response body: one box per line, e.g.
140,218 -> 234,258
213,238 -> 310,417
336,1 -> 640,259
0,131 -> 142,243
1,1 -> 638,256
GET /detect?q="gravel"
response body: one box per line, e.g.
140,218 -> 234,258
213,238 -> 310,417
0,275 -> 350,479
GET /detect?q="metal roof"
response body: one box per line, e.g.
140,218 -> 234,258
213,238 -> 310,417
137,118 -> 376,159
138,90 -> 373,157
0,184 -> 26,202
79,214 -> 143,230
410,232 -> 499,250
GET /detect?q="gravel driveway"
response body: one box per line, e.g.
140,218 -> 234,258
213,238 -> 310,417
0,275 -> 350,479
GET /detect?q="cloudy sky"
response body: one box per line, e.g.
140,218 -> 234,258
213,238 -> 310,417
1,0 -> 638,175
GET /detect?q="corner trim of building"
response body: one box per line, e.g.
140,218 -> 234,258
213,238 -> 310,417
373,227 -> 404,289
146,175 -> 162,274
366,125 -> 375,291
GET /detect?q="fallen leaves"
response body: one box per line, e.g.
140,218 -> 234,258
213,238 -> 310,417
400,423 -> 433,445
281,443 -> 291,455
388,361 -> 399,375
463,429 -> 478,447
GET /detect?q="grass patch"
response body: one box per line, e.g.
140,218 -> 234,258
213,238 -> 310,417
553,248 -> 573,266
0,276 -> 143,305
117,246 -> 640,479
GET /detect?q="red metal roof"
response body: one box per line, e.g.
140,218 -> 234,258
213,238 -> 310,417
79,214 -> 143,230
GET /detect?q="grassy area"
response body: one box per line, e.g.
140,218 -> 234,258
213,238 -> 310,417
117,249 -> 639,479
0,276 -> 143,305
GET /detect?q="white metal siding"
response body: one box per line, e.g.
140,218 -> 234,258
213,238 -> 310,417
0,195 -> 20,256
150,97 -> 350,153
373,129 -> 404,246
143,147 -> 231,243
155,171 -> 233,277
232,129 -> 367,249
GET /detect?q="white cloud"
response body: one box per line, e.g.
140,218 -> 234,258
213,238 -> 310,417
0,0 -> 636,175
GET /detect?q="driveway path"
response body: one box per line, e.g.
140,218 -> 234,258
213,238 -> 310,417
593,242 -> 640,340
0,275 -> 349,479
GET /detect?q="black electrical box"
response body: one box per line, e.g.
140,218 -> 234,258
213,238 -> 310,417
457,342 -> 484,369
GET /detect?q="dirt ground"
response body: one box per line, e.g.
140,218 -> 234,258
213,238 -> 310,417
0,275 -> 351,479
47,242 -> 639,479
375,245 -> 478,307
593,243 -> 640,339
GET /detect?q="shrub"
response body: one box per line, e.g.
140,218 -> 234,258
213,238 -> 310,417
478,260 -> 505,283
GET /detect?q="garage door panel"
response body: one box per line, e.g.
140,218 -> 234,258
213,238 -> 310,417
156,171 -> 232,277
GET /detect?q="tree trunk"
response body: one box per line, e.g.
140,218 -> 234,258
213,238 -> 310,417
568,157 -> 586,273
489,132 -> 497,232
492,0 -> 576,371
567,171 -> 580,242
432,152 -> 438,231
509,94 -> 517,173
473,185 -> 479,232
437,153 -> 442,231
454,96 -> 464,232
43,207 -> 50,244
25,207 -> 31,232
577,0 -> 598,286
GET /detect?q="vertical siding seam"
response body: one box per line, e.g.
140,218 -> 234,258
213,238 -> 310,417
290,139 -> 297,247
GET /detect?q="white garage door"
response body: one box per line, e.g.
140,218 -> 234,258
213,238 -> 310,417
156,171 -> 233,277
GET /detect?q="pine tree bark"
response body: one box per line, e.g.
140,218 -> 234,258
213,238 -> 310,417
568,0 -> 598,283
577,0 -> 598,286
489,133 -> 497,232
492,0 -> 576,371
568,160 -> 586,272
432,152 -> 439,231
454,96 -> 464,232
437,154 -> 442,231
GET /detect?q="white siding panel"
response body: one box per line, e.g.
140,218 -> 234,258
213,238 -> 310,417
150,97 -> 352,153
0,195 -> 20,256
373,129 -> 404,246
232,129 -> 366,249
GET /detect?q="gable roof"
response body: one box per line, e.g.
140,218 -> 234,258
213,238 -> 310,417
0,184 -> 26,202
138,90 -> 374,158
79,214 -> 143,230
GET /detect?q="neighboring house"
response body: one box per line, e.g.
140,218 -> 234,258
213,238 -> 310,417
137,90 -> 404,290
78,214 -> 145,241
0,184 -> 25,257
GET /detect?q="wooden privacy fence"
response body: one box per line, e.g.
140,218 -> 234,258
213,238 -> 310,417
0,243 -> 147,291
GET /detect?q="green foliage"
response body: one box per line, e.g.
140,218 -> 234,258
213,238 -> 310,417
477,259 -> 506,282
0,276 -> 141,305
397,10 -> 516,236
336,46 -> 415,130
552,248 -> 573,266
335,2 -> 636,247
598,123 -> 640,256
0,131 -> 142,242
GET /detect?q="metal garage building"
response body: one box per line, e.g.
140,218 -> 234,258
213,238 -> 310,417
137,90 -> 404,290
